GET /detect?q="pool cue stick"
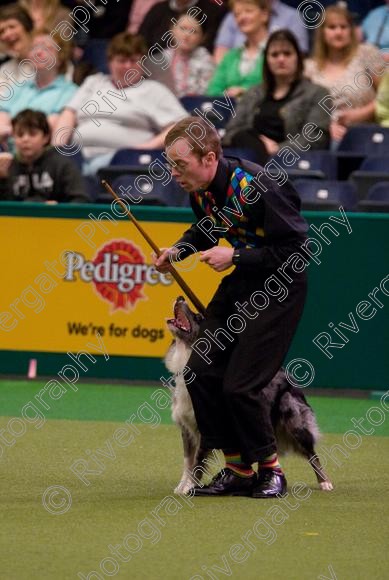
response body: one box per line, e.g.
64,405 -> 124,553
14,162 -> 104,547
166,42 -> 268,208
101,179 -> 206,316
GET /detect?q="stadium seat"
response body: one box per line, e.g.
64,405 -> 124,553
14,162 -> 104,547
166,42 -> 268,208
338,125 -> 389,155
110,148 -> 166,168
275,150 -> 337,181
357,181 -> 389,213
180,95 -> 236,128
293,179 -> 358,211
95,167 -> 189,207
336,125 -> 389,179
350,156 -> 389,200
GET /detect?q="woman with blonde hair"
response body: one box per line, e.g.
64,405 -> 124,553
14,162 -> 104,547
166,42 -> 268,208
305,4 -> 385,144
206,0 -> 269,98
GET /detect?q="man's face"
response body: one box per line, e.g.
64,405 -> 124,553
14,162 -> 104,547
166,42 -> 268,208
166,138 -> 218,193
14,127 -> 49,164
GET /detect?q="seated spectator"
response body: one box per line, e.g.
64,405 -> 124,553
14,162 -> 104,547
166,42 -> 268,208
214,0 -> 309,63
53,32 -> 188,176
305,5 -> 384,145
223,30 -> 330,164
376,72 -> 389,127
19,0 -> 70,31
207,0 -> 269,98
163,14 -> 214,97
0,4 -> 33,84
0,29 -> 77,139
361,0 -> 389,59
0,109 -> 89,203
138,0 -> 228,53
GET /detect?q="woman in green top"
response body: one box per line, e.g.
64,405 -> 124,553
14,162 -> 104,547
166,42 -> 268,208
206,0 -> 269,98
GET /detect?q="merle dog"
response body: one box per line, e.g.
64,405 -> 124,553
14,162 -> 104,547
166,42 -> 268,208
165,297 -> 333,495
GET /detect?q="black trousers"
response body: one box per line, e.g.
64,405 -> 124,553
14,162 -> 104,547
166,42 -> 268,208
187,268 -> 307,465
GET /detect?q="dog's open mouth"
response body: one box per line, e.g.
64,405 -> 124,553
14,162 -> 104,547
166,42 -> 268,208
167,302 -> 192,333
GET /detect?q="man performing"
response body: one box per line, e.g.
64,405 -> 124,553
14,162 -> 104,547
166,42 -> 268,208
154,116 -> 308,498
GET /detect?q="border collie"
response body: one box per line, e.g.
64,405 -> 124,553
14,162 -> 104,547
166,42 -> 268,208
165,296 -> 333,495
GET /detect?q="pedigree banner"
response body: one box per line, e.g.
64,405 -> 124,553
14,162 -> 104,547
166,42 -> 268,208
0,216 -> 222,356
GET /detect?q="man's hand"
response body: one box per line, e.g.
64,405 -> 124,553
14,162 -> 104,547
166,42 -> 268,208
200,247 -> 234,272
152,247 -> 179,273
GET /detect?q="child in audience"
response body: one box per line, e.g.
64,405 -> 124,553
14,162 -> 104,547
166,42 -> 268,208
0,109 -> 89,203
164,14 -> 214,97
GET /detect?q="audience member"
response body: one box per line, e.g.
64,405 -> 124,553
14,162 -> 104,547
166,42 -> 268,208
19,0 -> 70,31
0,29 -> 77,139
206,0 -> 269,98
214,0 -> 309,63
0,4 -> 33,83
0,109 -> 89,203
138,0 -> 228,53
305,5 -> 384,144
376,72 -> 389,126
163,14 -> 214,97
53,32 -> 187,176
223,30 -> 330,164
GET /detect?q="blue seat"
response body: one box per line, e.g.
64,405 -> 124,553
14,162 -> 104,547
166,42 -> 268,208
110,148 -> 166,168
350,156 -> 389,200
358,181 -> 389,213
95,168 -> 189,207
180,95 -> 236,128
339,125 -> 389,155
293,179 -> 357,211
276,150 -> 337,181
335,126 -> 389,179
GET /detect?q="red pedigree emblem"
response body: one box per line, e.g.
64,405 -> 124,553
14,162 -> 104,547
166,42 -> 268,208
92,240 -> 147,311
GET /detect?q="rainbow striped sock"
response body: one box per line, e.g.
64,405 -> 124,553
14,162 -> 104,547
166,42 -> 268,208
258,453 -> 283,473
223,452 -> 255,478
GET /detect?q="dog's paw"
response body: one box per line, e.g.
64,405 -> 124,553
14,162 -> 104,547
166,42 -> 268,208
319,480 -> 334,491
174,480 -> 195,495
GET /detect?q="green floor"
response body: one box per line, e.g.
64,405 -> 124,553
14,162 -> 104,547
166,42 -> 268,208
0,381 -> 388,580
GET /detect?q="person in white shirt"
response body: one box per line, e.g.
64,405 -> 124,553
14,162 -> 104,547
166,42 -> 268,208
53,32 -> 188,175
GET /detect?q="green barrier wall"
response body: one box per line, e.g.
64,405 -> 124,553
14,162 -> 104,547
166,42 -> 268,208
0,202 -> 388,390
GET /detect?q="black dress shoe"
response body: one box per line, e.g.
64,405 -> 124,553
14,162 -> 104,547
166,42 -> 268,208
252,469 -> 287,498
192,468 -> 256,496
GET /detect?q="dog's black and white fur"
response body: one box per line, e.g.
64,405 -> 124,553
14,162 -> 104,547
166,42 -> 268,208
165,296 -> 333,495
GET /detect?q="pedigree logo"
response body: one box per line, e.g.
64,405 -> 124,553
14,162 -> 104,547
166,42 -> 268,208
64,240 -> 173,311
